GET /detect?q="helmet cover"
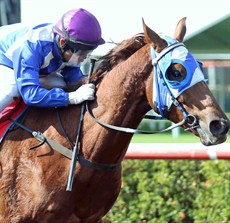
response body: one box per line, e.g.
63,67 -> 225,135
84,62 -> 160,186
54,8 -> 105,47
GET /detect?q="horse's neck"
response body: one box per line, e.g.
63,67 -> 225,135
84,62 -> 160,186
82,45 -> 152,163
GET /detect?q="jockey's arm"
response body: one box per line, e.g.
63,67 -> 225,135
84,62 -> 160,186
13,42 -> 83,107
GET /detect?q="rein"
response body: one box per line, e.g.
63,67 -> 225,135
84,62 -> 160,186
85,102 -> 189,134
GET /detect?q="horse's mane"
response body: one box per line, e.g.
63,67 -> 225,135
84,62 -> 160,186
66,34 -> 146,92
90,34 -> 146,85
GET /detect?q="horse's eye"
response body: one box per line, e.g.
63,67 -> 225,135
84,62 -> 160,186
166,64 -> 186,82
172,70 -> 182,77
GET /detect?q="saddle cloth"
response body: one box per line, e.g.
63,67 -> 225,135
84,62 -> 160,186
0,98 -> 27,144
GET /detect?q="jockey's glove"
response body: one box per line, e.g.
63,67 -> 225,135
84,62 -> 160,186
68,83 -> 95,104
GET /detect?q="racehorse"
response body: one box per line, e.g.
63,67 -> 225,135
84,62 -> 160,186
0,18 -> 229,223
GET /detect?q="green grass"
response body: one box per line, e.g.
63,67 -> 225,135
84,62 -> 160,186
131,131 -> 230,143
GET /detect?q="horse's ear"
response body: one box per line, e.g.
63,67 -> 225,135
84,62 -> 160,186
142,18 -> 167,52
174,17 -> 187,42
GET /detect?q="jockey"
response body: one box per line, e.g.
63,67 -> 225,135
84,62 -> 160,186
0,8 -> 105,112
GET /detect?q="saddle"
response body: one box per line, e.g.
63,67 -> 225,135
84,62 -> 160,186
0,98 -> 27,143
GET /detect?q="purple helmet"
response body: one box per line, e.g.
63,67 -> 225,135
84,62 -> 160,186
54,8 -> 105,47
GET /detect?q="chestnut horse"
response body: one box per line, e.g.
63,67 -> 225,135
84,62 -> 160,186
0,18 -> 229,223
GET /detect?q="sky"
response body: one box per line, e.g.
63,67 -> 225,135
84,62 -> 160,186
21,0 -> 230,55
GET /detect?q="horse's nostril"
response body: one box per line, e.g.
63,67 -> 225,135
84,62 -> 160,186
209,120 -> 229,137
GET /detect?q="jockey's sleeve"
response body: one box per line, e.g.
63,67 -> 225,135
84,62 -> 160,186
12,41 -> 71,107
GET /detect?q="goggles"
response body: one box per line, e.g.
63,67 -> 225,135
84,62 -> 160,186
67,49 -> 93,67
66,41 -> 97,52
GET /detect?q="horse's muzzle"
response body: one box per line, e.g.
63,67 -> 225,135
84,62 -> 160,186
195,117 -> 229,146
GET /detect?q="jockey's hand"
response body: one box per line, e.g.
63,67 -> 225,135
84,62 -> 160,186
68,83 -> 95,104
